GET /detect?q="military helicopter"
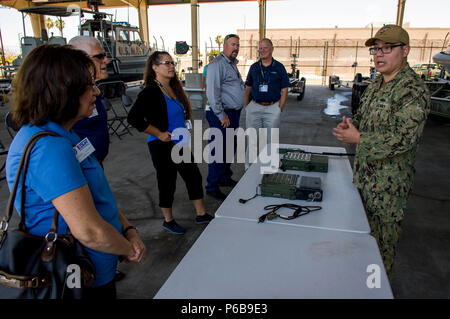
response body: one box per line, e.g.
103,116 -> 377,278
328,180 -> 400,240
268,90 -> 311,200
12,0 -> 151,83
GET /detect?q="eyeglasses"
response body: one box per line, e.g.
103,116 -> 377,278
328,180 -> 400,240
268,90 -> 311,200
157,61 -> 177,66
91,53 -> 107,60
369,44 -> 404,55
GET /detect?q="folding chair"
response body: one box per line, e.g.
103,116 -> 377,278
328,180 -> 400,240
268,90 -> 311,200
1,111 -> 21,180
115,82 -> 134,133
97,81 -> 133,139
0,142 -> 7,180
121,92 -> 134,114
5,111 -> 21,139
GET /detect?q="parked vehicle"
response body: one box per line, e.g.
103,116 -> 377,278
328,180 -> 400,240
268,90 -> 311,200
328,67 -> 376,114
412,63 -> 442,81
12,5 -> 151,83
427,48 -> 450,119
288,54 -> 306,101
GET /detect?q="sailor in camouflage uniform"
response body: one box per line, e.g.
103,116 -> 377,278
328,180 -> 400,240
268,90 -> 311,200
333,25 -> 430,277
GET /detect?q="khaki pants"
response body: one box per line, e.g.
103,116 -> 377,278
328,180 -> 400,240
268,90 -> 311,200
245,100 -> 281,168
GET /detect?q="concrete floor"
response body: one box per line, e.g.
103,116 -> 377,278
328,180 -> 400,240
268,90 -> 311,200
0,85 -> 448,299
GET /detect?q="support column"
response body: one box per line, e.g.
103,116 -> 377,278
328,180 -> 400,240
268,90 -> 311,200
322,41 -> 329,86
137,0 -> 149,46
30,14 -> 46,38
258,0 -> 266,41
191,0 -> 199,73
396,0 -> 406,26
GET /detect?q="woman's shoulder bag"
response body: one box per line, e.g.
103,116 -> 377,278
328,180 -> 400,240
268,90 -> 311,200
0,131 -> 95,299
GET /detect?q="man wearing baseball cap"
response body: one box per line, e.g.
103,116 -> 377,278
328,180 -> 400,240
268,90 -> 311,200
333,24 -> 430,279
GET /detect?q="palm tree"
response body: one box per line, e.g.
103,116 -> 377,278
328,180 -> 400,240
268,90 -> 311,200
207,49 -> 220,57
215,35 -> 223,52
55,19 -> 65,37
45,17 -> 54,31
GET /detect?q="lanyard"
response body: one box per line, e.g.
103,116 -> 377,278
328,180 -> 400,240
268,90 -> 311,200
154,79 -> 187,119
259,59 -> 274,84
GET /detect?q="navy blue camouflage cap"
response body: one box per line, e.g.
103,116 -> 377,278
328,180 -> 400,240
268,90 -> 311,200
365,24 -> 410,46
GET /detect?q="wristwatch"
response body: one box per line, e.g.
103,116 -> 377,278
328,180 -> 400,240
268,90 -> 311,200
122,225 -> 138,236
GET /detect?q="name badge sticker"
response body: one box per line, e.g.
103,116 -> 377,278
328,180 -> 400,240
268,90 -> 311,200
259,84 -> 268,92
185,119 -> 192,130
73,137 -> 96,163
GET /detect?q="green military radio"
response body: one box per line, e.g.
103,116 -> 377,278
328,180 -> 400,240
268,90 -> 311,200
260,173 -> 323,201
280,151 -> 329,173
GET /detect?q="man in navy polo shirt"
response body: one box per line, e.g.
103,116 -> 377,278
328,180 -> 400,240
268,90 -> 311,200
69,36 -> 110,166
244,38 -> 290,168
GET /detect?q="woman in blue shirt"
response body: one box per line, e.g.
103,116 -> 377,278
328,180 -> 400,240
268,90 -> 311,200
127,51 -> 213,235
6,45 -> 146,298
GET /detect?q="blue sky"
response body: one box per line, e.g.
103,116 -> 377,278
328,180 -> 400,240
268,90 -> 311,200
1,0 -> 449,54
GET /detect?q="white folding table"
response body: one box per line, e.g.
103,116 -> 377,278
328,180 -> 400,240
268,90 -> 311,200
215,144 -> 370,233
154,218 -> 392,299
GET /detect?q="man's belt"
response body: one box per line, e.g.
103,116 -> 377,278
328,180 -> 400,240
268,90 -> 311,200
255,101 -> 278,106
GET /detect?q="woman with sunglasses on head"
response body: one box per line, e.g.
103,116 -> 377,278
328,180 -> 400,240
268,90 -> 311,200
127,51 -> 213,235
5,45 -> 146,299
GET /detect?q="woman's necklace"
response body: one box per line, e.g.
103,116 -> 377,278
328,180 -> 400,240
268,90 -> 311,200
154,79 -> 175,99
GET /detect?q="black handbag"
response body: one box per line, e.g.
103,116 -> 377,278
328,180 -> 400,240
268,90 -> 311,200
0,131 -> 95,299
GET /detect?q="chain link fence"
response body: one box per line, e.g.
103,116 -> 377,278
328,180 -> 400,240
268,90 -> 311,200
202,40 -> 447,86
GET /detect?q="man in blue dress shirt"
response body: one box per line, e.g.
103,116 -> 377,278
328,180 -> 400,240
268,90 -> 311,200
205,34 -> 245,200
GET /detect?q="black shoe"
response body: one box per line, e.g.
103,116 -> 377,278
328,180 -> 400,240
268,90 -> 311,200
114,270 -> 126,282
218,179 -> 238,187
162,220 -> 185,235
206,189 -> 227,200
195,213 -> 214,224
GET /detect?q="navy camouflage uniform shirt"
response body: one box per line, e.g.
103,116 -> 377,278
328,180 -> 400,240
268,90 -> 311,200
352,63 -> 430,197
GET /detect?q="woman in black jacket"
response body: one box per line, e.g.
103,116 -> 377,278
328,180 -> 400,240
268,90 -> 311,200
127,51 -> 213,234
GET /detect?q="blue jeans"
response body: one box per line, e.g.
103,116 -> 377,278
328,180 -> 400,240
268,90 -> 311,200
205,109 -> 241,191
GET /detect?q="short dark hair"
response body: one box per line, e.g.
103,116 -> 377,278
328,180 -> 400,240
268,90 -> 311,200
224,34 -> 240,43
12,44 -> 96,127
260,38 -> 273,47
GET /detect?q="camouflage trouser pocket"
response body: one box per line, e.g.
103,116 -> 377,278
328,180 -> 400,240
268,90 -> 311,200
360,187 -> 407,223
367,214 -> 402,275
359,187 -> 407,276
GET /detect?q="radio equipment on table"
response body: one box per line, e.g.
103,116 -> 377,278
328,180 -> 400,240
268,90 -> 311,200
261,173 -> 323,201
278,147 -> 355,173
239,172 -> 323,203
280,151 -> 329,173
